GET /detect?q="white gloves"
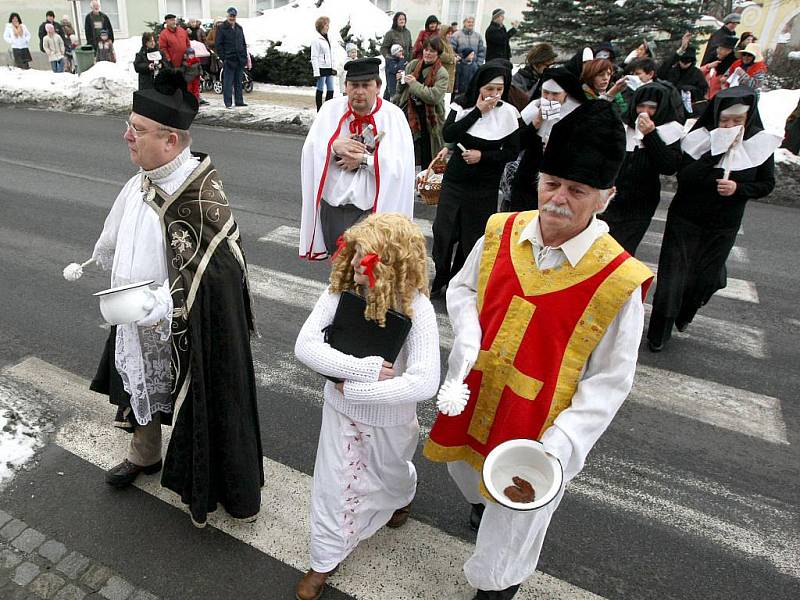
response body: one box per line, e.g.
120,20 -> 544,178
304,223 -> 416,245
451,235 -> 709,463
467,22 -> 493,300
136,282 -> 173,331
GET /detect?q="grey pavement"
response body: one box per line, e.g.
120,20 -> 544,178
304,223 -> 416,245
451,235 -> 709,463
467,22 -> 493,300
0,106 -> 798,600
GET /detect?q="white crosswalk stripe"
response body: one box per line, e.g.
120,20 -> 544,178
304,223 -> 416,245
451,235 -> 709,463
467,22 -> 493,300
644,261 -> 759,304
640,231 -> 749,264
2,357 -> 603,600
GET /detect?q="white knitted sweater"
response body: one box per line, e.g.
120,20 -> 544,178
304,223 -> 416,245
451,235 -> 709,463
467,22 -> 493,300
295,289 -> 441,427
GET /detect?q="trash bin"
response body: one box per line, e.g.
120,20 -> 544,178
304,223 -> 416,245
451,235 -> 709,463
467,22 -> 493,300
73,45 -> 95,74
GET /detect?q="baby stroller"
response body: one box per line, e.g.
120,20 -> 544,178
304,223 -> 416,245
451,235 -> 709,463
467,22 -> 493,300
213,52 -> 254,95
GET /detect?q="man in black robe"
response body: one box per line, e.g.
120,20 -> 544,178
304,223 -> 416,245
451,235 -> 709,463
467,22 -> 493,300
701,13 -> 741,65
89,70 -> 264,527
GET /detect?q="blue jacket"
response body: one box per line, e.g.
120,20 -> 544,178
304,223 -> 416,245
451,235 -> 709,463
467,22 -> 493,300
215,21 -> 247,63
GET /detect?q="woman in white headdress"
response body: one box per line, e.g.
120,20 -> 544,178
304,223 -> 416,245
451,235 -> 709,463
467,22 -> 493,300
647,86 -> 782,352
506,66 -> 585,212
430,60 -> 521,297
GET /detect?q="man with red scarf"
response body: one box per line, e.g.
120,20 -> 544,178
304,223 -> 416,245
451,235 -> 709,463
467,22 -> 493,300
300,58 -> 415,260
424,101 -> 653,600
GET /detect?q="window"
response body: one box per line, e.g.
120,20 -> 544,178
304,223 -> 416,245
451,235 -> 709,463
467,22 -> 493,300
162,0 -> 209,19
443,0 -> 479,25
255,0 -> 290,12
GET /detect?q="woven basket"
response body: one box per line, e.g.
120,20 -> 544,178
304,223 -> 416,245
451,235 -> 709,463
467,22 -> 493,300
416,157 -> 447,206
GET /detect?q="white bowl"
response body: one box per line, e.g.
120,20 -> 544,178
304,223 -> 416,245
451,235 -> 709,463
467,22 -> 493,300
93,280 -> 155,325
482,439 -> 563,511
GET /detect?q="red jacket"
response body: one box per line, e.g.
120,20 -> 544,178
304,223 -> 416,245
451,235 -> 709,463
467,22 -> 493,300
412,29 -> 439,60
159,26 -> 190,69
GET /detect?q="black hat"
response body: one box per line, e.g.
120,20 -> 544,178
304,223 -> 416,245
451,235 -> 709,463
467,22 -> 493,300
677,47 -> 697,62
540,100 -> 626,189
164,13 -> 177,20
344,57 -> 381,82
690,86 -> 763,139
626,80 -> 683,128
718,35 -> 737,49
533,66 -> 586,104
132,70 -> 198,130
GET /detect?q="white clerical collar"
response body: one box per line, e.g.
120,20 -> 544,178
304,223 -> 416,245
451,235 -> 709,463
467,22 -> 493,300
143,147 -> 192,182
518,214 -> 608,267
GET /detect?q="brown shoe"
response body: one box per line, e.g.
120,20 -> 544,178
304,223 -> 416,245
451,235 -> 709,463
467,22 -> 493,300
295,567 -> 336,600
105,459 -> 162,489
386,503 -> 411,528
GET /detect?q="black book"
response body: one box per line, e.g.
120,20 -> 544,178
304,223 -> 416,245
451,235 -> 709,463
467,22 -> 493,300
322,290 -> 413,383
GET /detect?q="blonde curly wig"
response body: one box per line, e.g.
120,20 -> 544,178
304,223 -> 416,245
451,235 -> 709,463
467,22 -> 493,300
329,213 -> 429,326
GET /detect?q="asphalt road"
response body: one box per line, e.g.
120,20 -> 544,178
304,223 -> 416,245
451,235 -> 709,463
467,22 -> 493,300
0,106 -> 798,600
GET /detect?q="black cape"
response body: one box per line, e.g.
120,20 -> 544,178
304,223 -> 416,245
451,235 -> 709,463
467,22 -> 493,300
91,154 -> 264,524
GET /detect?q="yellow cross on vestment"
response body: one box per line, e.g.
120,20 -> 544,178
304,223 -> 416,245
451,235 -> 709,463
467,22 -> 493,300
468,295 -> 544,444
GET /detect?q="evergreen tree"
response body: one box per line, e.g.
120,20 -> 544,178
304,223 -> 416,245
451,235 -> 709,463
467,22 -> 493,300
517,0 -> 703,56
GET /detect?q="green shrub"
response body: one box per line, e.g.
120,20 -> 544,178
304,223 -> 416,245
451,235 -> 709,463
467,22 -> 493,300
250,42 -> 315,86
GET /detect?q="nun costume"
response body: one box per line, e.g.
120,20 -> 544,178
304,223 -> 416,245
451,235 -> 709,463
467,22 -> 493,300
647,87 -> 782,351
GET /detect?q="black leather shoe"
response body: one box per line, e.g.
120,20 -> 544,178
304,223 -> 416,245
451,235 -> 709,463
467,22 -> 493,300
235,102 -> 248,107
473,585 -> 520,599
469,503 -> 485,532
675,319 -> 690,333
105,459 -> 162,488
647,339 -> 664,353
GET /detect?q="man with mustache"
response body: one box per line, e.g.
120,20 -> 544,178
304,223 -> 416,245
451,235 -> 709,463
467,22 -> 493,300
424,101 -> 653,600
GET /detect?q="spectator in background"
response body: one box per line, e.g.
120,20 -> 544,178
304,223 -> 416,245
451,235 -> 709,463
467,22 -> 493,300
216,7 -> 249,109
311,16 -> 336,111
509,42 -> 557,110
133,32 -> 167,90
186,19 -> 206,44
723,43 -> 767,99
701,12 -> 740,65
441,26 -> 458,94
339,43 -> 359,93
84,1 -> 113,52
485,8 -> 518,62
393,36 -> 448,169
658,41 -> 708,114
61,16 -> 77,72
380,11 -> 412,61
95,29 -> 115,62
384,44 -> 407,100
451,16 -> 486,65
623,39 -> 656,66
783,98 -> 800,154
454,47 -> 478,95
5,13 -> 32,69
182,47 -> 202,101
700,34 -> 737,100
38,10 -> 66,53
413,15 -> 440,60
582,58 -> 628,116
42,23 -> 65,72
159,13 -> 190,69
736,31 -> 755,51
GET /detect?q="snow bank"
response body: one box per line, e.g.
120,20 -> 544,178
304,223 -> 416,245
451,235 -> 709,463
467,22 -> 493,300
759,88 -> 800,165
0,378 -> 51,488
240,0 -> 391,65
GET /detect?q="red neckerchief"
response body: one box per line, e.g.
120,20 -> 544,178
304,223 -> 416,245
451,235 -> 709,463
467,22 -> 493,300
306,98 -> 383,260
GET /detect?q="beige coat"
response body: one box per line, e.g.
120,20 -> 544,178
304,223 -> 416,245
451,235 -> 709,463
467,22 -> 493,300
43,33 -> 65,62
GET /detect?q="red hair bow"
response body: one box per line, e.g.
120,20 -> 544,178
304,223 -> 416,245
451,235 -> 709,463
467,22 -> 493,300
359,253 -> 381,288
330,235 -> 347,262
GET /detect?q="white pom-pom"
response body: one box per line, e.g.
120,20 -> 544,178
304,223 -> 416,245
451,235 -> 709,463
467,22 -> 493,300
436,380 -> 470,416
63,263 -> 83,281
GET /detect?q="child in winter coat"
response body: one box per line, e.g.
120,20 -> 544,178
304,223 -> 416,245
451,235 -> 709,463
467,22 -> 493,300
181,47 -> 202,101
454,47 -> 478,95
95,29 -> 115,62
384,43 -> 407,100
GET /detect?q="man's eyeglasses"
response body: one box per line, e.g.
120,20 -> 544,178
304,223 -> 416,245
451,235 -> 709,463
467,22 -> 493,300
124,120 -> 167,139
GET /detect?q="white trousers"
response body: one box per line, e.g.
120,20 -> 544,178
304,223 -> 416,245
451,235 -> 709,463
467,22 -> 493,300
309,402 -> 419,572
447,460 -> 565,591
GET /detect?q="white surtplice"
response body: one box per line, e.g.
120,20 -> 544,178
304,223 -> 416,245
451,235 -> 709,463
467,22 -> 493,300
295,290 -> 440,571
444,216 -> 645,591
91,148 -> 200,425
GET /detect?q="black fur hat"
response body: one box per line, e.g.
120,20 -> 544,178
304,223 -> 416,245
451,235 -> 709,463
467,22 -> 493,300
132,70 -> 198,130
540,100 -> 626,189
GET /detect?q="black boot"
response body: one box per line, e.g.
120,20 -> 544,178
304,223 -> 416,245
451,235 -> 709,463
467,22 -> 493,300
315,90 -> 323,111
325,89 -> 334,102
473,585 -> 520,599
469,503 -> 485,532
105,459 -> 162,488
